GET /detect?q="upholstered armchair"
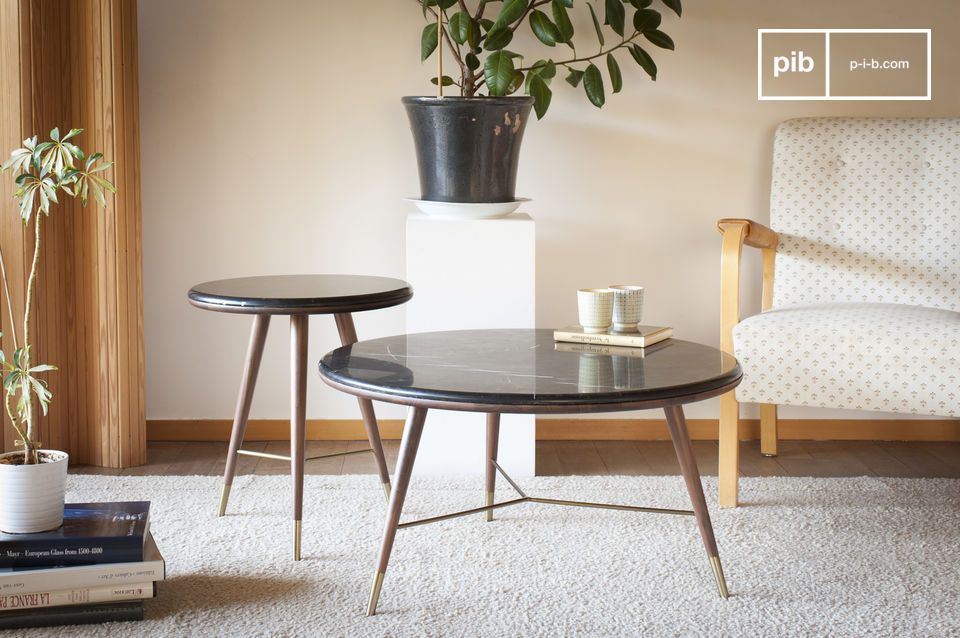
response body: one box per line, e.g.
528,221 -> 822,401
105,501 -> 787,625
716,117 -> 960,507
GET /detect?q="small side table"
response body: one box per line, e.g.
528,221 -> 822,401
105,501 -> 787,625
188,274 -> 413,560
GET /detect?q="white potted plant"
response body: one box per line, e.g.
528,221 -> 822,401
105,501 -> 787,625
0,128 -> 114,533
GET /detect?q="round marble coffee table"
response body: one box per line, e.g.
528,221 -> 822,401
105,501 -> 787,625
189,274 -> 412,560
318,328 -> 742,615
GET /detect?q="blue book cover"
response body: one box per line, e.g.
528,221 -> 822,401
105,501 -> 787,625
0,502 -> 150,568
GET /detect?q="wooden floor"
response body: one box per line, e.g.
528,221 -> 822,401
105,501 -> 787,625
72,440 -> 960,478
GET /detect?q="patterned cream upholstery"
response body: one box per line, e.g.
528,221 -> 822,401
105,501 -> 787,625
734,118 -> 960,416
770,118 -> 960,312
734,303 -> 960,416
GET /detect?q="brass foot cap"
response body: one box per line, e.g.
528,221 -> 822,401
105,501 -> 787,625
293,520 -> 302,561
217,484 -> 232,517
366,571 -> 385,617
710,556 -> 729,599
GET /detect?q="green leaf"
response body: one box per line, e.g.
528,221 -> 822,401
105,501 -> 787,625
565,68 -> 585,87
633,8 -> 661,32
448,11 -> 470,45
583,63 -> 605,107
558,0 -> 573,6
534,59 -> 557,80
29,364 -> 57,373
430,75 -> 456,86
508,70 -> 525,94
661,0 -> 682,17
644,29 -> 675,50
607,53 -> 623,93
629,0 -> 653,7
528,75 -> 553,119
526,59 -> 556,91
551,0 -> 574,45
484,27 -> 513,51
421,23 -> 439,61
479,18 -> 494,32
529,10 -> 559,47
629,44 -> 657,79
50,127 -> 60,142
493,0 -> 527,31
484,51 -> 516,96
604,0 -> 625,37
466,52 -> 481,71
586,3 -> 604,46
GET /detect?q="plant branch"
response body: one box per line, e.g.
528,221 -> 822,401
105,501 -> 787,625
21,212 -> 42,461
509,0 -> 551,34
519,30 -> 641,71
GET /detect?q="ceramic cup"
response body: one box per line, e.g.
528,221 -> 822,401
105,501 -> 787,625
609,285 -> 644,332
577,288 -> 614,334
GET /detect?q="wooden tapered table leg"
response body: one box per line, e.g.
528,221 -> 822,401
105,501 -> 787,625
663,404 -> 729,599
484,413 -> 500,522
218,314 -> 271,517
366,406 -> 428,617
290,314 -> 309,561
335,313 -> 392,500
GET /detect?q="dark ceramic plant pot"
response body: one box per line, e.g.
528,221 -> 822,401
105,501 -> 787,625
402,96 -> 535,203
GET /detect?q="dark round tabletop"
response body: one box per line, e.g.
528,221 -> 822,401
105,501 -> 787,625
319,329 -> 741,414
187,275 -> 413,315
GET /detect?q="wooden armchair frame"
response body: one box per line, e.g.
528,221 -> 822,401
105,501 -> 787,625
716,218 -> 780,507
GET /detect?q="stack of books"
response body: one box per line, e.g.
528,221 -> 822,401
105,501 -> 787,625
0,502 -> 165,630
554,324 -> 673,348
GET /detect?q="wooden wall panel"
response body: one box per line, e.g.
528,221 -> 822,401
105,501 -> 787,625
0,0 -> 145,467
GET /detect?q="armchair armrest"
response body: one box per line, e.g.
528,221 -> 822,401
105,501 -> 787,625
716,218 -> 779,354
717,218 -> 778,249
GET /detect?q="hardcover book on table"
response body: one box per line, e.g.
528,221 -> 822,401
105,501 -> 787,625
0,502 -> 150,568
553,325 -> 673,348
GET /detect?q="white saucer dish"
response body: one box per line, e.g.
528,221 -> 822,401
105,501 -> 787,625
404,198 -> 531,220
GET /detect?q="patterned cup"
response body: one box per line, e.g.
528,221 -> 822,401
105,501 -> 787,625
577,288 -> 613,334
609,285 -> 644,332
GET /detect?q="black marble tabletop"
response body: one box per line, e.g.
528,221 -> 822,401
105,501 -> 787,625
188,274 -> 412,315
319,329 -> 741,412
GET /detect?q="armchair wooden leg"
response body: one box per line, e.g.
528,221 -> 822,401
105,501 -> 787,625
760,403 -> 778,457
718,391 -> 740,508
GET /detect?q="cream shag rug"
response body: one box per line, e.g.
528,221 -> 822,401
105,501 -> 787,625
18,474 -> 960,637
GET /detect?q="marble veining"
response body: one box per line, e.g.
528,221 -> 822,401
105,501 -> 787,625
319,329 -> 741,408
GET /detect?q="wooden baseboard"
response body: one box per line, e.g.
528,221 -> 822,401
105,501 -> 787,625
146,418 -> 960,442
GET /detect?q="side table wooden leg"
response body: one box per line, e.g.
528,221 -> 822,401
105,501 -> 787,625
367,406 -> 427,616
484,413 -> 500,522
219,314 -> 271,517
290,314 -> 309,561
663,404 -> 729,599
335,313 -> 392,500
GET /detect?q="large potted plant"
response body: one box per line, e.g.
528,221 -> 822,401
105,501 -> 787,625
405,0 -> 681,213
0,128 -> 115,533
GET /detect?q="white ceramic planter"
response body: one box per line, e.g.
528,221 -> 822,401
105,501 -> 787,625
0,450 -> 68,533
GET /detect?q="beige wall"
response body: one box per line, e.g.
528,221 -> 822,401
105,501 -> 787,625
138,0 -> 959,424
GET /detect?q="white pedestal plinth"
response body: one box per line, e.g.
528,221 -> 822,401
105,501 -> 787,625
406,213 -> 536,477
